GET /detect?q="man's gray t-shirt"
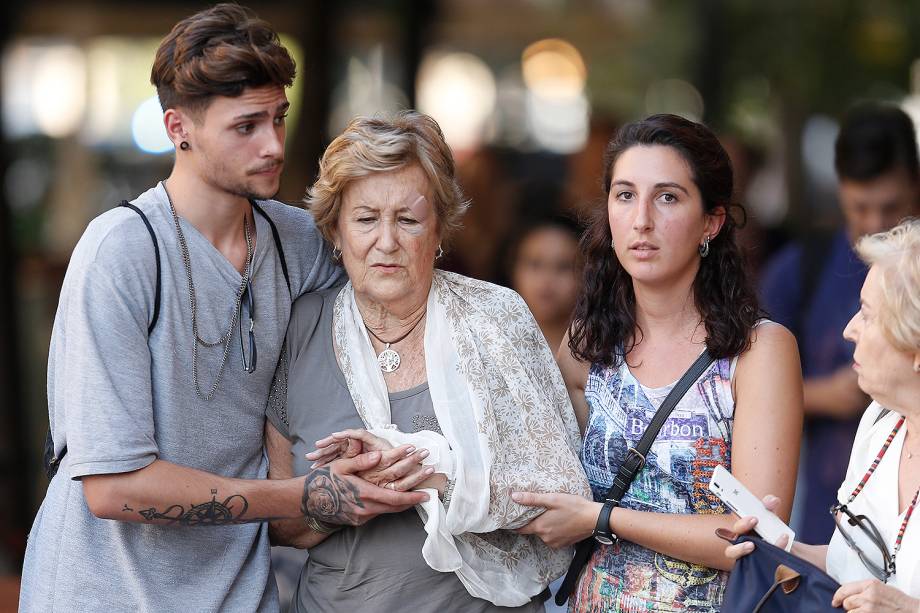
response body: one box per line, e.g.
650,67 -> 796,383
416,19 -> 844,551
19,183 -> 343,612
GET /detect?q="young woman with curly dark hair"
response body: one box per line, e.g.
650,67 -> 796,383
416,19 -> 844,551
513,114 -> 804,612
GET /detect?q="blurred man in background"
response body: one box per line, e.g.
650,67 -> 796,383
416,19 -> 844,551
760,103 -> 920,543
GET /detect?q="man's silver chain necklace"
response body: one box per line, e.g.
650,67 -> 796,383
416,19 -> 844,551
166,192 -> 253,401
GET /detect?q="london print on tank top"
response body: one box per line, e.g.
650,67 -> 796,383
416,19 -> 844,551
571,355 -> 734,613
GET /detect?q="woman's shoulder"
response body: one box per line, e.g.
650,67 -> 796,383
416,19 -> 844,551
853,401 -> 896,441
737,319 -> 797,359
291,285 -> 343,316
436,270 -> 527,312
837,402 -> 897,498
730,319 -> 799,383
288,285 -> 343,348
749,318 -> 795,344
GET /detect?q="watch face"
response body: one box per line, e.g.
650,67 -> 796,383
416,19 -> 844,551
594,534 -> 614,545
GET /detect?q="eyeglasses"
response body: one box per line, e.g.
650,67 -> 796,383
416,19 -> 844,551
830,502 -> 894,582
239,278 -> 256,373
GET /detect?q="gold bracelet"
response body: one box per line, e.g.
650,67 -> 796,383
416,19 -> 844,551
305,515 -> 341,534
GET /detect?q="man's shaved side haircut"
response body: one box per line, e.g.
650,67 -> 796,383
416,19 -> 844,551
151,3 -> 296,115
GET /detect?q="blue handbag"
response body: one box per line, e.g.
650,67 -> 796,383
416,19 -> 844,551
722,535 -> 839,612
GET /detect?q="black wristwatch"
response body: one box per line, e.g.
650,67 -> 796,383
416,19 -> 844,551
593,500 -> 619,545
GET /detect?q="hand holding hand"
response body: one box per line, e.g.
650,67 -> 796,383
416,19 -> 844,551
359,443 -> 435,491
307,428 -> 398,467
511,491 -> 601,549
307,429 -> 437,492
832,578 -> 920,611
301,451 -> 430,527
305,434 -> 366,468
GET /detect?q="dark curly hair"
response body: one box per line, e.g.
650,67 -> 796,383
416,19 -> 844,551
569,114 -> 762,366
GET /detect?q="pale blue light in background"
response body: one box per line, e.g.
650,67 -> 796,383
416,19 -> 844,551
132,95 -> 173,154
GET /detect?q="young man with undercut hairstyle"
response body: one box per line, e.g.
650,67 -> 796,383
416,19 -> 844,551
761,103 -> 920,545
20,5 -> 426,611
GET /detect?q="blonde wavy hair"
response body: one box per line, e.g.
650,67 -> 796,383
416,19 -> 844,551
306,111 -> 468,247
855,218 -> 920,352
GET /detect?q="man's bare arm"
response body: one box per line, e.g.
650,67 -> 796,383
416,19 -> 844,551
803,365 -> 869,418
83,452 -> 428,528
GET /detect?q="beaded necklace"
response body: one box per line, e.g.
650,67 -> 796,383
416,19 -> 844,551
843,416 -> 920,574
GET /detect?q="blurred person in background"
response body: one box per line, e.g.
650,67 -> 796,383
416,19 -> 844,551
265,112 -> 591,612
761,103 -> 920,545
720,134 -> 785,281
448,147 -> 517,280
512,114 -> 803,612
508,215 -> 582,352
19,6 -> 427,611
726,219 -> 920,611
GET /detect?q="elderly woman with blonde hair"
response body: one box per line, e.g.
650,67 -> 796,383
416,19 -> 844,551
726,218 -> 920,611
265,111 -> 591,612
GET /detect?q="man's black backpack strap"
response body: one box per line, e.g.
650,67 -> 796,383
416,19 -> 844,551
43,201 -> 292,481
555,349 -> 716,606
119,200 -> 161,333
251,200 -> 291,299
43,200 -> 161,481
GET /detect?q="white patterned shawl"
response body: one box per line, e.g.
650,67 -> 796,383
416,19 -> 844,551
333,270 -> 591,606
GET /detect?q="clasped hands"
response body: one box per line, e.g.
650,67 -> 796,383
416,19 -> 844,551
297,429 -> 445,531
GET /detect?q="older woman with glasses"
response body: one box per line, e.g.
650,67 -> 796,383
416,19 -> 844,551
263,111 -> 591,612
725,218 -> 920,611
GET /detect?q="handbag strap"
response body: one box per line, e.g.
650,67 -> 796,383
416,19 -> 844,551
555,348 -> 715,605
604,349 -> 715,503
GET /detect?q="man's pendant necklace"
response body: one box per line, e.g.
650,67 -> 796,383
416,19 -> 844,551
166,189 -> 253,400
364,311 -> 426,373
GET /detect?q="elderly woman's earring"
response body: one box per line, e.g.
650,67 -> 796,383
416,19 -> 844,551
436,244 -> 444,260
332,245 -> 342,261
610,238 -> 615,250
699,235 -> 711,258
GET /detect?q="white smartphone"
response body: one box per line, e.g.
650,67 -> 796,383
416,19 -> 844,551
708,464 -> 795,551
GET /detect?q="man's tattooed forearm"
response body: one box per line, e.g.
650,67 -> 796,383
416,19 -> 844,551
301,467 -> 364,526
129,489 -> 273,527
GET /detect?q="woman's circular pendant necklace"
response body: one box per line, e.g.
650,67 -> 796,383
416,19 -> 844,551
364,310 -> 426,373
377,345 -> 401,373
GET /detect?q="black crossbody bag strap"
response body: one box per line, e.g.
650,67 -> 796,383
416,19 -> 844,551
251,201 -> 292,300
119,201 -> 161,333
44,200 -> 161,480
555,349 -> 715,606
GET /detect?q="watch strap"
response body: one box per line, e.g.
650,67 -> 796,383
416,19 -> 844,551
593,500 -> 618,544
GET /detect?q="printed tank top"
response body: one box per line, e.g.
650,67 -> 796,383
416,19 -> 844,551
571,354 -> 735,613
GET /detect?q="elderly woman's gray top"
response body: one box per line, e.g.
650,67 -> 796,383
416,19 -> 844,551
267,286 -> 545,613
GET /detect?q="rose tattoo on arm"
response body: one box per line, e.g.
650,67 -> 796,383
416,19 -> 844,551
301,467 -> 364,525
